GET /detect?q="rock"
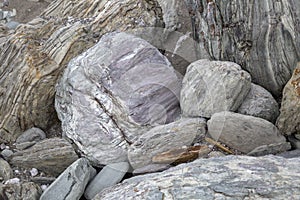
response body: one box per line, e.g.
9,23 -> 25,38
15,141 -> 36,150
0,149 -> 13,160
5,21 -> 19,30
0,158 -> 13,182
16,127 -> 46,143
276,63 -> 300,135
287,135 -> 300,149
247,142 -> 291,157
94,155 -> 300,199
237,83 -> 279,123
10,138 -> 78,176
84,162 -> 130,200
277,149 -> 300,158
208,151 -> 225,158
30,176 -> 56,185
128,118 -> 206,169
208,111 -> 286,154
132,164 -> 171,175
40,158 -> 96,200
4,178 -> 20,185
0,182 -> 42,200
180,59 -> 251,118
0,0 -> 164,142
55,32 -> 182,166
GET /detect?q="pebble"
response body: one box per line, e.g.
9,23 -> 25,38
1,149 -> 13,160
5,177 -> 20,184
30,168 -> 38,177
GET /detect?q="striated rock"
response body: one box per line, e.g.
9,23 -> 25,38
208,111 -> 287,154
181,59 -> 251,118
10,138 -> 78,176
276,63 -> 300,135
16,127 -> 46,143
0,158 -> 13,182
84,162 -> 130,200
247,142 -> 291,157
55,32 -> 181,166
238,83 -> 279,123
40,158 -> 96,200
0,0 -> 164,142
128,118 -> 206,169
94,155 -> 300,199
0,182 -> 42,200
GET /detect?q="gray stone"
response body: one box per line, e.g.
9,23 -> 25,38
5,21 -> 19,30
40,158 -> 96,200
128,118 -> 206,169
84,162 -> 130,199
0,182 -> 42,200
208,111 -> 286,154
0,158 -> 12,182
55,32 -> 182,166
16,127 -> 46,143
247,142 -> 291,157
0,149 -> 13,160
133,164 -> 171,175
277,149 -> 300,158
93,155 -> 300,199
15,141 -> 36,150
181,59 -> 251,118
287,135 -> 300,149
276,63 -> 300,135
238,83 -> 279,123
10,138 -> 78,176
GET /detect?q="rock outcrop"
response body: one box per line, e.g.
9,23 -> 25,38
181,59 -> 251,118
94,155 -> 300,199
208,111 -> 288,153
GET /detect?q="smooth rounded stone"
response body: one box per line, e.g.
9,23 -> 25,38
247,142 -> 291,157
0,158 -> 13,182
180,59 -> 251,118
128,118 -> 206,169
276,63 -> 300,135
10,138 -> 78,176
93,155 -> 300,199
16,127 -> 46,143
277,149 -> 300,158
0,182 -> 42,200
132,164 -> 171,175
1,149 -> 13,160
55,32 -> 182,166
237,83 -> 279,123
84,162 -> 130,200
207,111 -> 286,154
40,158 -> 96,200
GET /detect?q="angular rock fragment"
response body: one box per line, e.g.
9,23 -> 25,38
10,138 -> 78,176
181,59 -> 251,118
55,32 -> 182,166
0,182 -> 42,200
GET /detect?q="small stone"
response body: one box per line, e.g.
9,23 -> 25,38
84,162 -> 130,200
41,185 -> 48,191
16,127 -> 46,144
208,151 -> 225,158
0,158 -> 13,181
133,164 -> 171,175
247,142 -> 291,156
0,143 -> 6,150
5,177 -> 20,185
30,168 -> 38,177
1,149 -> 13,160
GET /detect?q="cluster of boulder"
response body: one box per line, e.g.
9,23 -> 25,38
0,0 -> 299,199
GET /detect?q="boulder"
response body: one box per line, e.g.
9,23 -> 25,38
276,63 -> 300,135
181,59 -> 251,118
94,155 -> 300,199
55,32 -> 182,166
0,182 -> 42,200
238,83 -> 279,123
0,158 -> 13,182
40,158 -> 96,200
84,162 -> 130,200
128,118 -> 206,169
10,138 -> 78,176
208,111 -> 287,154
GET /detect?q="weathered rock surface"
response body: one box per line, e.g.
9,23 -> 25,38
181,59 -> 251,118
238,83 -> 279,123
208,111 -> 287,153
16,127 -> 46,143
278,149 -> 300,158
94,155 -> 300,199
10,138 -> 78,176
276,62 -> 300,135
40,158 -> 96,200
0,0 -> 164,142
0,158 -> 13,182
55,32 -> 181,166
84,162 -> 130,200
0,182 -> 42,200
128,118 -> 206,169
247,142 -> 291,157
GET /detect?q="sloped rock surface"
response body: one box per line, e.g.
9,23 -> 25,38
10,138 -> 78,176
181,59 -> 251,118
94,155 -> 300,199
128,118 -> 206,169
238,83 -> 279,123
276,62 -> 300,135
0,0 -> 164,142
208,111 -> 287,153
